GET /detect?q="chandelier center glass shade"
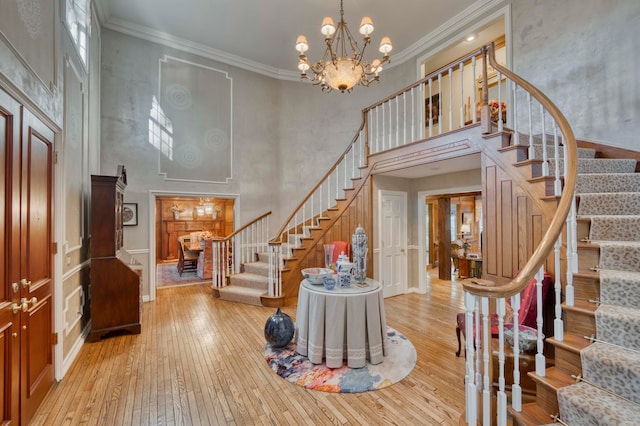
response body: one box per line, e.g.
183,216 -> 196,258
295,0 -> 392,93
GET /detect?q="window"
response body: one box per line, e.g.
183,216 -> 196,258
66,0 -> 90,65
149,97 -> 174,160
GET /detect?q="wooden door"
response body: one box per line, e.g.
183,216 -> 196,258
1,84 -> 21,424
0,88 -> 55,424
20,109 -> 55,423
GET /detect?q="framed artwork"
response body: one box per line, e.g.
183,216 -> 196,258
123,203 -> 138,226
425,93 -> 439,125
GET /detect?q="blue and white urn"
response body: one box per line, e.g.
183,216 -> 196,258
352,224 -> 368,283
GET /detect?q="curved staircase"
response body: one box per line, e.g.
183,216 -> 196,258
513,146 -> 640,424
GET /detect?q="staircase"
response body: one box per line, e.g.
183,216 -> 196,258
512,147 -> 640,424
218,252 -> 270,306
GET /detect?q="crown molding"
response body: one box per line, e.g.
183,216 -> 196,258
96,11 -> 300,81
92,0 -> 504,82
389,0 -> 506,68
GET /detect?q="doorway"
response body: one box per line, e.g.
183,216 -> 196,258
379,190 -> 408,298
148,192 -> 238,300
418,188 -> 482,291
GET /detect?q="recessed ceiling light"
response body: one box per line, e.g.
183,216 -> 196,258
466,34 -> 477,42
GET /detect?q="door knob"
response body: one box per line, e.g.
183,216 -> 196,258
19,297 -> 37,312
11,303 -> 21,314
20,278 -> 31,288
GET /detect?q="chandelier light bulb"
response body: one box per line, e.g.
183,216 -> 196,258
379,37 -> 392,55
321,17 -> 336,36
294,0 -> 392,93
298,59 -> 310,72
295,35 -> 309,53
359,17 -> 374,36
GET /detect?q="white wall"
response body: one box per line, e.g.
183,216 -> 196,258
510,0 -> 640,150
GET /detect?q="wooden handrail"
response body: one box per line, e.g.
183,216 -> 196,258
363,48 -> 484,113
462,43 -> 578,298
214,211 -> 271,242
270,122 -> 365,243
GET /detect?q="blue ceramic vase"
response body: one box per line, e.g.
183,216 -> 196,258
264,308 -> 295,348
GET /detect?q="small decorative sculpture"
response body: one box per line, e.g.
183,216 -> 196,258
352,224 -> 368,283
264,308 -> 295,348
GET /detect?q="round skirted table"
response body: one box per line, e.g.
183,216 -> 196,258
295,278 -> 387,368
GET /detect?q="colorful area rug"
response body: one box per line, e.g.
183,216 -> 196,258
156,262 -> 209,288
265,327 -> 416,393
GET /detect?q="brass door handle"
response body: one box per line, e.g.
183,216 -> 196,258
19,297 -> 37,312
20,278 -> 32,288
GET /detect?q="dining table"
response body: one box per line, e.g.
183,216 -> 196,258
295,278 -> 387,368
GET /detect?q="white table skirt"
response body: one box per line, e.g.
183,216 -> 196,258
295,278 -> 387,368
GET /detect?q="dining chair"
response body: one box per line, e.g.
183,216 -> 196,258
177,235 -> 199,276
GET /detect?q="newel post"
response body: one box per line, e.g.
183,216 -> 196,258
480,46 -> 492,134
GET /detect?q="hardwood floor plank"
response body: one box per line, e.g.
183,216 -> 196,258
33,271 -> 468,425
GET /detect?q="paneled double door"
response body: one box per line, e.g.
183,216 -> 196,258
1,88 -> 55,423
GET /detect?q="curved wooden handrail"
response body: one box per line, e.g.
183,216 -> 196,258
214,211 -> 271,242
270,121 -> 366,243
462,43 -> 578,298
363,48 -> 484,113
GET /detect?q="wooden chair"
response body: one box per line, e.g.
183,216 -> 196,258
455,271 -> 552,357
177,236 -> 198,276
329,240 -> 350,263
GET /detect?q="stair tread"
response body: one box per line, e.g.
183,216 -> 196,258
547,333 -> 591,353
573,270 -> 599,280
230,272 -> 269,282
219,286 -> 265,295
562,300 -> 597,314
529,366 -> 576,389
509,403 -> 556,426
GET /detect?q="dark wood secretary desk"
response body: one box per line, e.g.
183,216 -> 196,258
89,168 -> 141,342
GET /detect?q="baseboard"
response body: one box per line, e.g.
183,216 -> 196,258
59,323 -> 90,380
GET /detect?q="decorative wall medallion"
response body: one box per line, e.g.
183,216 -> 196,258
164,83 -> 193,110
174,144 -> 204,169
204,128 -> 227,151
16,0 -> 42,39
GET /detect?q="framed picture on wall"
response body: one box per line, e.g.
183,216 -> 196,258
425,93 -> 440,125
123,203 -> 138,226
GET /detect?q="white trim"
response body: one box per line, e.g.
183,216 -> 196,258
101,16 -> 298,81
93,0 -> 502,82
61,324 -> 90,378
63,55 -> 86,254
148,190 -> 240,301
156,55 -> 233,184
63,285 -> 85,336
54,130 -> 65,381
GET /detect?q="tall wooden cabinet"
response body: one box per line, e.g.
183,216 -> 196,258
89,170 -> 141,342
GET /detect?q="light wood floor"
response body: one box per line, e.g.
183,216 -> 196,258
33,271 -> 467,425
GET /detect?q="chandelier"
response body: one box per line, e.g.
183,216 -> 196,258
295,0 -> 392,93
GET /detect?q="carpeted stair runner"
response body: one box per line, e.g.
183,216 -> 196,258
588,215 -> 640,241
556,154 -> 640,423
219,253 -> 270,306
558,382 -> 640,425
600,270 -> 640,308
